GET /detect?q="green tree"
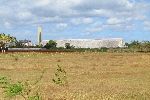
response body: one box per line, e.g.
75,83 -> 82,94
0,33 -> 17,46
65,43 -> 71,49
141,41 -> 150,52
65,43 -> 75,49
44,40 -> 57,49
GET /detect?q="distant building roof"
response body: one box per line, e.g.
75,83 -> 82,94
41,38 -> 124,48
54,38 -> 123,41
19,39 -> 31,43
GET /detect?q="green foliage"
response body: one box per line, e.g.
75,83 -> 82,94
0,33 -> 17,47
28,93 -> 41,100
23,80 -> 41,100
5,82 -> 24,97
0,69 -> 46,100
65,43 -> 75,49
0,76 -> 23,98
0,76 -> 10,88
0,64 -> 68,100
15,41 -> 24,48
124,40 -> 150,52
44,40 -> 57,49
53,65 -> 67,85
35,44 -> 43,48
99,47 -> 108,52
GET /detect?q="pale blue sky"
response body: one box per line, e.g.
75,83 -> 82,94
0,0 -> 150,44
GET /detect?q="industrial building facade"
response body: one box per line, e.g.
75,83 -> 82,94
41,38 -> 124,48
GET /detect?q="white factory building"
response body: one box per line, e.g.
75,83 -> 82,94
41,38 -> 124,48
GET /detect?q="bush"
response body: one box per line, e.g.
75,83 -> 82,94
52,65 -> 67,85
65,43 -> 75,49
44,40 -> 57,49
0,69 -> 46,100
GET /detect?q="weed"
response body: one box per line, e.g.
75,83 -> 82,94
52,65 -> 67,85
28,93 -> 41,100
9,54 -> 19,61
0,76 -> 23,98
0,69 -> 46,100
14,56 -> 19,61
5,82 -> 24,97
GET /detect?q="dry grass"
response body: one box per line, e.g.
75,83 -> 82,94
0,52 -> 150,100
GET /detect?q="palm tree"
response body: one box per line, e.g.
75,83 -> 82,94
0,33 -> 17,46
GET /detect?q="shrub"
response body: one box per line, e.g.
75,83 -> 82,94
65,43 -> 75,49
44,40 -> 57,49
0,69 -> 46,100
52,65 -> 67,85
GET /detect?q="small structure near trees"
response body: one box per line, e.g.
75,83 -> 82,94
17,39 -> 33,47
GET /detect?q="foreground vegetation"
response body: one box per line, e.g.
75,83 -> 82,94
0,52 -> 150,99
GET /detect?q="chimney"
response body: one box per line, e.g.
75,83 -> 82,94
38,26 -> 42,45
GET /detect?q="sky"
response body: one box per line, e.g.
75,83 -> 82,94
0,0 -> 150,43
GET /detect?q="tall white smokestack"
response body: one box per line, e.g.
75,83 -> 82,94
38,26 -> 42,45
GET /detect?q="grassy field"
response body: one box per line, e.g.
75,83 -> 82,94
0,52 -> 150,100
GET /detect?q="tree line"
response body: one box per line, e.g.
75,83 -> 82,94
44,40 -> 150,52
124,40 -> 150,52
1,33 -> 150,52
